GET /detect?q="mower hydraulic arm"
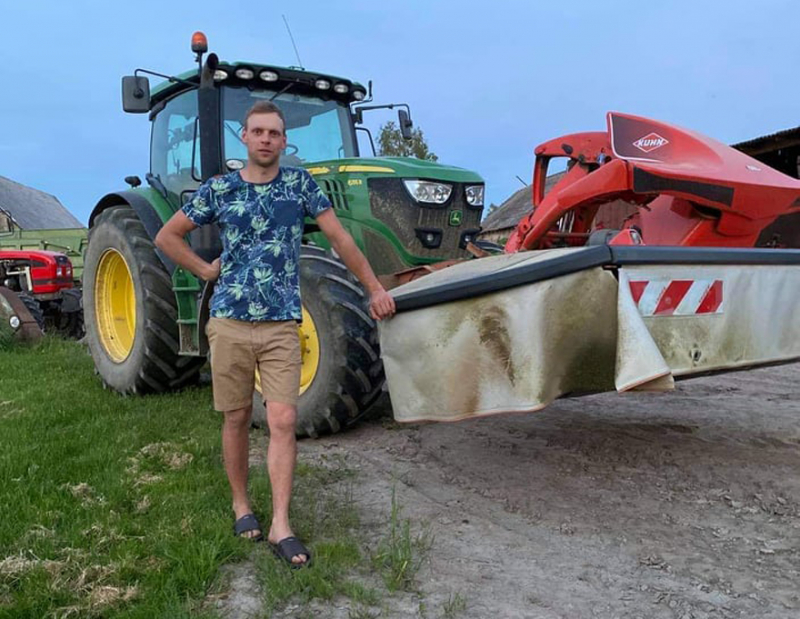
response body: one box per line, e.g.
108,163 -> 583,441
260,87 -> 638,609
506,132 -> 637,252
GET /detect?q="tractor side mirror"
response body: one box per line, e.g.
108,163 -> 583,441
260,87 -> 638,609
122,76 -> 151,113
398,109 -> 413,140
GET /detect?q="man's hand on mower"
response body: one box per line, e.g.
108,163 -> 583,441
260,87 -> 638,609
369,288 -> 396,321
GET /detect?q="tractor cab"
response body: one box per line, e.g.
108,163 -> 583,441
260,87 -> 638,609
140,62 -> 368,209
120,32 -> 414,211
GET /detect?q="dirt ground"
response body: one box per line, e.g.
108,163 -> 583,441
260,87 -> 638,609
220,362 -> 800,618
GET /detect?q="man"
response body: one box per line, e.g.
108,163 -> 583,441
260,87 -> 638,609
155,100 -> 396,567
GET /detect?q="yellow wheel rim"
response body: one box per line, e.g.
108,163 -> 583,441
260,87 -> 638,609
254,304 -> 321,399
298,305 -> 320,395
94,249 -> 136,362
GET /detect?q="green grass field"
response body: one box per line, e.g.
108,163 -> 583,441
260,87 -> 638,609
0,337 -> 422,618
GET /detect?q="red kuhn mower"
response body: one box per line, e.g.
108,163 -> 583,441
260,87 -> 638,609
381,112 -> 800,425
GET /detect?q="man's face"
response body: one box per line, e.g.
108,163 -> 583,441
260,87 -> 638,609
242,112 -> 287,168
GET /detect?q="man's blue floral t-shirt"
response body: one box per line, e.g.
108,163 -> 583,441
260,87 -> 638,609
181,167 -> 331,322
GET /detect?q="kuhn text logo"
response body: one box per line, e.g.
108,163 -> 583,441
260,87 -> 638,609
632,133 -> 669,153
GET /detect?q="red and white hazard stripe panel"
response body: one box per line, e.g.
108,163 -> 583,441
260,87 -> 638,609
628,279 -> 724,316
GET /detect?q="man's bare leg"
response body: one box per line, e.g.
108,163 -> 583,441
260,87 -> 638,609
223,406 -> 261,539
265,401 -> 308,564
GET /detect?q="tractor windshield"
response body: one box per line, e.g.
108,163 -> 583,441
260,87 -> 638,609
222,87 -> 357,166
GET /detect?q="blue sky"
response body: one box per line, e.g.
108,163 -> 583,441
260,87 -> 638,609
1,0 -> 798,225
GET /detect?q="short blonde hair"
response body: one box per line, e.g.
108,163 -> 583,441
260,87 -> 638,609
244,101 -> 286,133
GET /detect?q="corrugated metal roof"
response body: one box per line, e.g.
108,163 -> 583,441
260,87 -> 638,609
732,126 -> 800,156
0,176 -> 83,229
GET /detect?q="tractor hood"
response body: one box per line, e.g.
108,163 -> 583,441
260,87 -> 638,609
304,157 -> 483,183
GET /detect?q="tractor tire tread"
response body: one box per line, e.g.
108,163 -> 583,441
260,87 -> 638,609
295,245 -> 385,438
84,203 -> 205,395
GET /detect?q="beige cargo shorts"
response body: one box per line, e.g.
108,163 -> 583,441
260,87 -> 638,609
206,317 -> 301,412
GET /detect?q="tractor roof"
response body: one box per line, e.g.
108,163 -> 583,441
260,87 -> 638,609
150,61 -> 366,108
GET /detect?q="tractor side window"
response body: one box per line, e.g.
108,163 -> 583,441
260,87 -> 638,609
151,90 -> 201,203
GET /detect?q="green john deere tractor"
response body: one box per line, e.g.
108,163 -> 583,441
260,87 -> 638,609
83,33 -> 485,437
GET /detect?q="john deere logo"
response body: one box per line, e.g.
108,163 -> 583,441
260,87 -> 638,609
449,210 -> 463,226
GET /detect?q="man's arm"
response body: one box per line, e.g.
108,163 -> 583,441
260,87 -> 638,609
154,211 -> 220,282
315,209 -> 396,320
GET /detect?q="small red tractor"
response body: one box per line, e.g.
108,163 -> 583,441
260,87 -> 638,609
0,249 -> 83,337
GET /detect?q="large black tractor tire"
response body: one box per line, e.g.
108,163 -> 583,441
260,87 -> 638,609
252,245 -> 385,438
17,292 -> 45,332
83,204 -> 205,394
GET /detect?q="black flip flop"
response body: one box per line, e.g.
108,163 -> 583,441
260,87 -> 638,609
233,514 -> 264,542
270,536 -> 312,569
